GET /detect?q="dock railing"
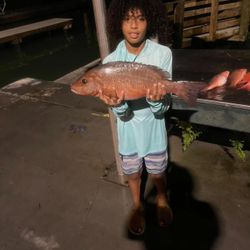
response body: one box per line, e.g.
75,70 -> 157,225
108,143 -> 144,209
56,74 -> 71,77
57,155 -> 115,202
0,18 -> 73,44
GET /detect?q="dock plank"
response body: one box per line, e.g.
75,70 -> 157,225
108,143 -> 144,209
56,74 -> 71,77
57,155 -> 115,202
0,18 -> 73,44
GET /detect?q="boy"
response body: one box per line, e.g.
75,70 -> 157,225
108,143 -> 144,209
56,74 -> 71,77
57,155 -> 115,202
99,0 -> 173,235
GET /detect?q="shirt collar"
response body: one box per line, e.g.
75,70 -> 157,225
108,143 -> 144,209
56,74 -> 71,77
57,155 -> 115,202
118,39 -> 153,60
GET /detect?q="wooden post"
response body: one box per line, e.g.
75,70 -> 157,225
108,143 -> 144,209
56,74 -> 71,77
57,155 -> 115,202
91,0 -> 125,184
239,0 -> 250,40
174,0 -> 185,48
92,0 -> 110,59
209,0 -> 218,41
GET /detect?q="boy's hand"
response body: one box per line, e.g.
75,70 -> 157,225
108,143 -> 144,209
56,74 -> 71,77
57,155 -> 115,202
146,83 -> 167,101
98,89 -> 125,107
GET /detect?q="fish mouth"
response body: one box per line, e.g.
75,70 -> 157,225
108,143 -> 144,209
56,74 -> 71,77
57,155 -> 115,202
71,88 -> 79,94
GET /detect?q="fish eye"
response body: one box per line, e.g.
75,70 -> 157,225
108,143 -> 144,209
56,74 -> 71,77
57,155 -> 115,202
82,79 -> 88,84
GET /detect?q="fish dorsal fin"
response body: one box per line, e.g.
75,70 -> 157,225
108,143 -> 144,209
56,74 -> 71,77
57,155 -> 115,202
152,66 -> 170,80
102,61 -> 170,79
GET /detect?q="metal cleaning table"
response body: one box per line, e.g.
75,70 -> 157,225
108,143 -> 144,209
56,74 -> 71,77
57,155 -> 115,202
172,49 -> 250,133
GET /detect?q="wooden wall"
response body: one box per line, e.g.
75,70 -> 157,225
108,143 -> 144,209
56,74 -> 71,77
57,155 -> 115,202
165,0 -> 250,48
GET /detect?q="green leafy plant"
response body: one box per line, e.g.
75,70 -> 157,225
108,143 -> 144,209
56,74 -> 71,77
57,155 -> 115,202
229,139 -> 246,161
176,120 -> 202,151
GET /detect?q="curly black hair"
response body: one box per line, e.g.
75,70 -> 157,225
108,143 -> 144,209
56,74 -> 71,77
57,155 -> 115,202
106,0 -> 170,45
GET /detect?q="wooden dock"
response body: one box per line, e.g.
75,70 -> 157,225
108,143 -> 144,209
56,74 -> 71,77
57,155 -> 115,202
0,17 -> 73,44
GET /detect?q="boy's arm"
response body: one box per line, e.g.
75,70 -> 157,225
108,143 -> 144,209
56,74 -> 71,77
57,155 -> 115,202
111,102 -> 132,119
146,47 -> 173,115
98,89 -> 132,119
146,82 -> 171,115
146,94 -> 171,115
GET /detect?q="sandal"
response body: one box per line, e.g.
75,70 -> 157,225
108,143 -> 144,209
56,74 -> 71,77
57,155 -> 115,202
157,203 -> 173,227
128,207 -> 145,235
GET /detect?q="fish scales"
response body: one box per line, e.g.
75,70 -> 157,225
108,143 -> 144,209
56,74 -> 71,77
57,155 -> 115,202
71,61 -> 206,106
98,62 -> 168,89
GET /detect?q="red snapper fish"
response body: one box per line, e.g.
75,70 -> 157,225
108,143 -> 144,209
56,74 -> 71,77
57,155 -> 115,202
201,68 -> 250,93
239,81 -> 250,91
71,61 -> 206,106
242,72 -> 250,82
201,71 -> 230,92
227,68 -> 248,87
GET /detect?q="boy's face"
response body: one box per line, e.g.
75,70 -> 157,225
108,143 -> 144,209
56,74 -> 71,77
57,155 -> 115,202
121,9 -> 147,47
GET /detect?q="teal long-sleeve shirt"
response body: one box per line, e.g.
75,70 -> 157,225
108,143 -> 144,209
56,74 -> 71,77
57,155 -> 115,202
103,39 -> 173,157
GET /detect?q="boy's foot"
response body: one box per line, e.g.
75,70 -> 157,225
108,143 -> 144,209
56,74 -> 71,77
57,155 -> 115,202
157,203 -> 173,227
156,194 -> 173,227
128,207 -> 145,235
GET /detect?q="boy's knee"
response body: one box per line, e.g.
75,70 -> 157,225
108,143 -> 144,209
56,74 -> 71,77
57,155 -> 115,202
149,172 -> 165,180
127,172 -> 141,181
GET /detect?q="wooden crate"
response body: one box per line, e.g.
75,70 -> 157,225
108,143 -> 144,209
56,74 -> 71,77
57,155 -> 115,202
165,0 -> 250,48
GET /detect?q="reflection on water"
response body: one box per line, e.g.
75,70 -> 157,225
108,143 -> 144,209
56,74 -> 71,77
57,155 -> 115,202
0,10 -> 99,87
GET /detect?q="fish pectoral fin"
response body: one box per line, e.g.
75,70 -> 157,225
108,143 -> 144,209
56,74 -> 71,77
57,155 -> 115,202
102,87 -> 117,99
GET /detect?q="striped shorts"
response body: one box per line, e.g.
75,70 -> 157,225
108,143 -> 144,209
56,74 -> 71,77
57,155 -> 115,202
120,150 -> 168,175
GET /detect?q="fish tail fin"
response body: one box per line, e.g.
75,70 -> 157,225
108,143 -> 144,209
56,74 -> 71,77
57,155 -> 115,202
171,81 -> 207,106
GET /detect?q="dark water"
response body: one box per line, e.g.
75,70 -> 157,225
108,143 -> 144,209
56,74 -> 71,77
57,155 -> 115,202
0,9 -> 100,87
